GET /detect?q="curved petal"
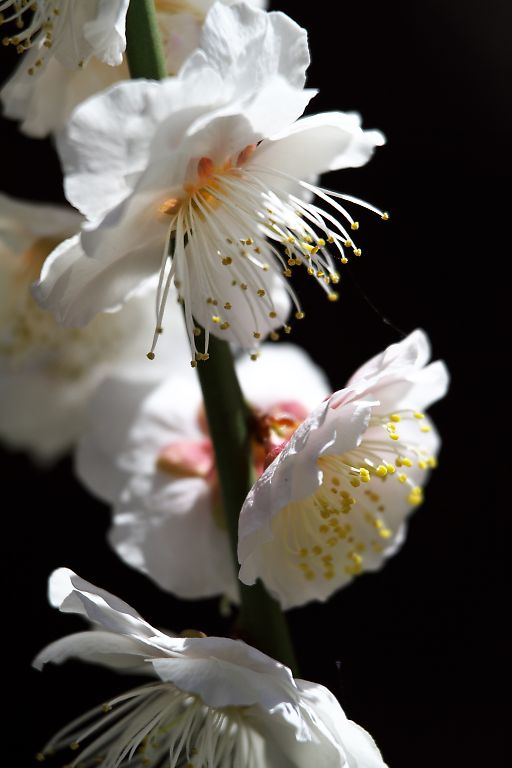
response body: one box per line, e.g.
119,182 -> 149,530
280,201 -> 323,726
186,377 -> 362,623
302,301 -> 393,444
109,473 -> 238,601
0,193 -> 81,241
48,568 -> 164,641
33,232 -> 163,327
33,630 -> 154,673
254,111 -> 385,191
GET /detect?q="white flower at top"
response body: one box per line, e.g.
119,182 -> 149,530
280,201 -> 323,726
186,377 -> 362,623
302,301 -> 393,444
34,567 -> 387,768
34,2 -> 385,364
0,193 -> 186,460
0,0 -> 267,138
76,343 -> 330,602
238,330 -> 449,609
0,0 -> 130,135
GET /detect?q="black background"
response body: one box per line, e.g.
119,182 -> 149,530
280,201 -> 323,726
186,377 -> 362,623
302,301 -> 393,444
0,1 -> 504,765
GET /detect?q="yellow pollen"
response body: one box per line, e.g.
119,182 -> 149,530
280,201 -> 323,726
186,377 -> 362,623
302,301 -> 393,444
317,238 -> 326,246
398,473 -> 408,484
240,283 -> 248,290
381,211 -> 390,221
390,413 -> 401,422
211,315 -> 220,323
256,289 -> 266,297
268,311 -> 277,318
220,322 -> 230,330
351,221 -> 360,230
295,310 -> 305,319
401,457 -> 413,467
253,331 -> 261,339
376,464 -> 388,477
353,248 -> 362,257
221,256 -> 232,265
414,411 -> 425,419
250,352 -> 259,361
421,425 -> 431,432
359,468 -> 371,482
386,463 -> 396,473
379,528 -> 392,539
190,360 -> 197,368
146,352 -> 155,360
270,331 -> 280,341
390,433 -> 400,441
350,479 -> 360,488
224,302 -> 232,310
344,239 -> 353,247
328,292 -> 339,302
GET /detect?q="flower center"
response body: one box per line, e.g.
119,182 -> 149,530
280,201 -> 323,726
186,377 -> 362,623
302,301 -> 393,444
148,146 -> 388,365
272,409 -> 437,583
38,681 -> 265,768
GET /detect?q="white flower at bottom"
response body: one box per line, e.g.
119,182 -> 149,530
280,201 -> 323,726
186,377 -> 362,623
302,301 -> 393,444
238,330 -> 450,609
0,193 -> 187,460
34,568 -> 387,768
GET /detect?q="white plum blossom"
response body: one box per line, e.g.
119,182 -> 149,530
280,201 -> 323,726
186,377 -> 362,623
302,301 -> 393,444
238,331 -> 449,609
34,2 -> 385,364
76,344 -> 330,601
0,193 -> 186,460
0,0 -> 130,137
34,568 -> 387,768
0,0 -> 267,138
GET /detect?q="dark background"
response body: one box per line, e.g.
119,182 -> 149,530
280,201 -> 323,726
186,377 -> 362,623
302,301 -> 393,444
0,1 -> 504,765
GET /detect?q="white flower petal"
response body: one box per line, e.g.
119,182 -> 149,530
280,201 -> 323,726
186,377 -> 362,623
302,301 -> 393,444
82,0 -> 129,66
110,473 -> 238,601
33,630 -> 153,672
255,112 -> 385,191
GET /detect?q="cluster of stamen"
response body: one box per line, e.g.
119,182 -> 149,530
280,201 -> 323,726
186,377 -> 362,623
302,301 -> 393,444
150,148 -> 388,365
36,681 -> 268,768
0,2 -> 77,74
273,409 -> 436,584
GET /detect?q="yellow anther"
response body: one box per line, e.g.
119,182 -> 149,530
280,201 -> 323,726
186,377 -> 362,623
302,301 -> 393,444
414,411 -> 425,419
256,289 -> 266,297
332,477 -> 341,487
193,327 -> 201,336
353,248 -> 362,257
421,425 -> 431,433
70,742 -> 80,751
398,473 -> 408,484
386,463 -> 396,473
36,755 -> 45,763
328,292 -> 339,302
327,235 -> 334,243
390,413 -> 401,422
331,272 -> 340,283
340,256 -> 348,264
253,331 -> 261,339
304,234 -> 313,243
146,352 -> 155,360
428,456 -> 438,468
381,211 -> 390,221
190,360 -> 197,368
270,331 -> 280,341
211,315 -> 220,323
316,270 -> 325,278
319,524 -> 329,534
312,545 -> 322,555
307,267 -> 315,275
400,457 -> 413,467
250,352 -> 260,361
284,325 -> 292,334
327,537 -> 338,547
344,239 -> 353,248
379,528 -> 392,539
269,310 -> 277,318
102,704 -> 113,713
350,478 -> 360,488
221,256 -> 232,265
390,433 -> 400,441
220,322 -> 230,330
418,460 -> 428,470
376,464 -> 388,477
295,310 -> 305,320
240,283 -> 248,290
324,570 -> 335,580
224,302 -> 232,310
351,221 -> 360,230
348,551 -> 363,564
359,468 -> 371,482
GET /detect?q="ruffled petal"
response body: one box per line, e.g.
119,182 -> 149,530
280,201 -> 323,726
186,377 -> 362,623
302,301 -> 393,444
83,0 -> 130,66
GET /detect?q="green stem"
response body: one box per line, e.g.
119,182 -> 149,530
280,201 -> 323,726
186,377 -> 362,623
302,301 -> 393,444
196,335 -> 298,674
126,0 -> 167,80
124,0 -> 298,675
